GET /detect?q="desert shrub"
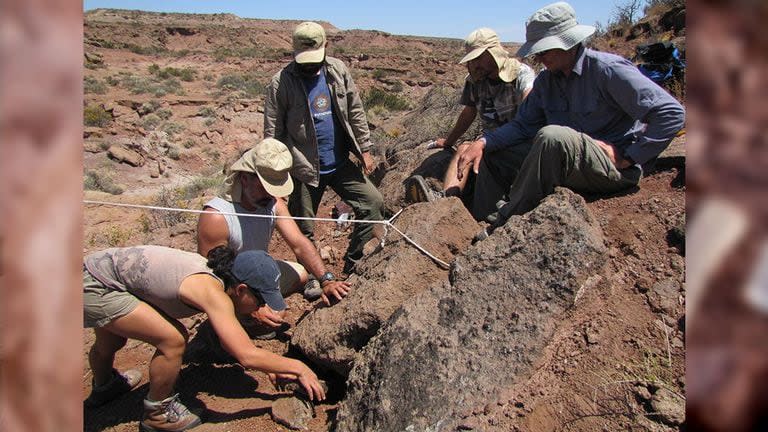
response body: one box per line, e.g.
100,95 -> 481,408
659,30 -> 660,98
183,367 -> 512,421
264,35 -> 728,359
138,100 -> 161,116
121,74 -> 184,97
216,74 -> 265,98
204,117 -> 216,126
183,138 -> 196,149
156,108 -> 173,120
363,87 -> 410,111
105,75 -> 121,86
162,122 -> 185,137
84,76 -> 107,94
105,225 -> 133,247
372,69 -> 388,80
177,175 -> 224,200
197,106 -> 216,117
84,169 -> 124,195
140,114 -> 162,130
125,43 -> 166,56
84,104 -> 112,127
391,81 -> 404,93
151,187 -> 189,228
166,145 -> 181,160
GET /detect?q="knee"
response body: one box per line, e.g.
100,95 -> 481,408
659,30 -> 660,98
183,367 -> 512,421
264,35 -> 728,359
159,329 -> 188,357
533,125 -> 571,154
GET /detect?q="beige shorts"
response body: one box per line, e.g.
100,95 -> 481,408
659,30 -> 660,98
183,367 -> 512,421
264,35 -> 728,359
276,260 -> 307,297
83,269 -> 139,328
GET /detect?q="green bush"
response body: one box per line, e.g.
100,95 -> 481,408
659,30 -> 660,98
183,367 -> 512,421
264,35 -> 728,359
140,114 -> 162,130
162,122 -> 185,137
84,76 -> 107,94
84,169 -> 124,195
84,104 -> 112,127
167,145 -> 181,160
363,87 -> 410,111
216,74 -> 265,98
197,106 -> 216,117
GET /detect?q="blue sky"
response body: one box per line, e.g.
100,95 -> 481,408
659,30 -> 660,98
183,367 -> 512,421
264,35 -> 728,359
83,0 -> 629,42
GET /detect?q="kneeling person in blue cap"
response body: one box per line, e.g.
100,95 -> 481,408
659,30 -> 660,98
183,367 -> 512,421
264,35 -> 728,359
83,245 -> 325,431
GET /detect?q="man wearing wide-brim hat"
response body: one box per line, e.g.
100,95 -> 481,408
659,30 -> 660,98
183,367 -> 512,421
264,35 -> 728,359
264,21 -> 384,275
405,27 -> 536,221
197,138 -> 352,323
457,1 -> 685,229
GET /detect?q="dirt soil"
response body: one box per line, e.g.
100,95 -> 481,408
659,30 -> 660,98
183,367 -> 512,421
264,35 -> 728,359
82,7 -> 686,432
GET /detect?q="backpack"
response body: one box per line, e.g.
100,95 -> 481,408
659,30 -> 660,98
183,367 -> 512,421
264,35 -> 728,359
635,41 -> 686,84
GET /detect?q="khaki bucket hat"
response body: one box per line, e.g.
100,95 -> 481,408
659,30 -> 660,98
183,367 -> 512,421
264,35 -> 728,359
293,21 -> 326,64
516,2 -> 596,58
459,27 -> 521,83
224,138 -> 294,201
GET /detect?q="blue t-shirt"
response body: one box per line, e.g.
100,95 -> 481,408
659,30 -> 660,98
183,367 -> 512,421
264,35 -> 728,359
302,67 -> 348,174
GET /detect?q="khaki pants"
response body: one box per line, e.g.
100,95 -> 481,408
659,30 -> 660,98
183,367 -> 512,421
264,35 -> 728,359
498,125 -> 642,219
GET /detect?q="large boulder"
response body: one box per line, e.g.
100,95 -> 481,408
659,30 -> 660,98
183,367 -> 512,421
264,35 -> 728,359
336,188 -> 607,432
290,197 -> 479,376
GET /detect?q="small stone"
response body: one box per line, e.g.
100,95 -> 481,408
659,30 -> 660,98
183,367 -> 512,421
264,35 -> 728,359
271,396 -> 313,430
650,388 -> 685,425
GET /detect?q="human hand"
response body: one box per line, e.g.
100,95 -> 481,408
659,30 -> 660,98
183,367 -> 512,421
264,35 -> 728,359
297,367 -> 326,401
250,304 -> 285,328
456,139 -> 485,180
362,151 -> 375,175
321,280 -> 351,306
594,140 -> 632,169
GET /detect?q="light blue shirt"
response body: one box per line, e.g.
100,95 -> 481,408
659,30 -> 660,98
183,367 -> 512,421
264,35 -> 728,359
484,46 -> 685,165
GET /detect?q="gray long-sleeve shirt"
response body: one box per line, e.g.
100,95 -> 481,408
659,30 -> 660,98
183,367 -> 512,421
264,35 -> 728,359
484,46 -> 685,165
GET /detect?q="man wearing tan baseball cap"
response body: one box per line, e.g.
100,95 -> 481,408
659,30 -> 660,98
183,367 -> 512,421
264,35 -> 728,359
405,27 -> 536,221
265,21 -> 384,275
197,138 -> 351,325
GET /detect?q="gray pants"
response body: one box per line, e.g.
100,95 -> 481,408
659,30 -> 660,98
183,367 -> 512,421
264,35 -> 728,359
498,125 -> 642,219
288,159 -> 384,265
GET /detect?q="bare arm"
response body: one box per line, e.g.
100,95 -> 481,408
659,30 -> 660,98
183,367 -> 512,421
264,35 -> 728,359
196,208 -> 230,257
436,106 -> 477,149
180,275 -> 325,400
274,199 -> 351,305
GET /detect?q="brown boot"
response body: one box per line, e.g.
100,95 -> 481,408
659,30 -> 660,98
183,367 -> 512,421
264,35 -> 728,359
140,394 -> 201,431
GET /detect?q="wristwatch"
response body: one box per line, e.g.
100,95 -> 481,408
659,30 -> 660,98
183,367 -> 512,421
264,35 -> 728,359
320,271 -> 336,283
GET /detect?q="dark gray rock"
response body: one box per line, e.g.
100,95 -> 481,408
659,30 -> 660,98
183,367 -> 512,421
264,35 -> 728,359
337,188 -> 607,432
290,198 -> 478,376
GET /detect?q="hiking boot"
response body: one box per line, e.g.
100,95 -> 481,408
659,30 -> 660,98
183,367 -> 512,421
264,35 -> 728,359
303,277 -> 323,301
84,368 -> 143,408
141,394 -> 202,432
405,174 -> 439,203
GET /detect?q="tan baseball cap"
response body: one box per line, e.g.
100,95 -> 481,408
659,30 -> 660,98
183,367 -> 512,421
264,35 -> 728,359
225,138 -> 294,201
459,27 -> 502,64
293,21 -> 326,64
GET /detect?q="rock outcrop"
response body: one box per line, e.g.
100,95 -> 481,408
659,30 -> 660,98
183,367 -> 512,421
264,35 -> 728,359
290,197 -> 479,376
336,188 -> 607,432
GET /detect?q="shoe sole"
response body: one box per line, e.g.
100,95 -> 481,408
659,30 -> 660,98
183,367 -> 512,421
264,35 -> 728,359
139,416 -> 202,432
404,175 -> 432,203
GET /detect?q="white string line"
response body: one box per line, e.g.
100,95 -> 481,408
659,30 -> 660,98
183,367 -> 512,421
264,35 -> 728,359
83,199 -> 451,269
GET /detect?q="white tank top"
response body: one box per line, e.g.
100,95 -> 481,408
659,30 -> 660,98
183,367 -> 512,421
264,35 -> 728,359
204,197 -> 276,252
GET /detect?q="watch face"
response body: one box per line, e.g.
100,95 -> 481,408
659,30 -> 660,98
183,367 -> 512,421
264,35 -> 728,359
321,272 -> 335,282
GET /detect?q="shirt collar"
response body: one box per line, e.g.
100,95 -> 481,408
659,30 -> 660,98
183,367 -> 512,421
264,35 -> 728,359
571,45 -> 587,76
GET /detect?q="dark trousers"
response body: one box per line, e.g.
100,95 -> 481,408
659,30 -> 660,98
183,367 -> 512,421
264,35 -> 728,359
288,160 -> 385,265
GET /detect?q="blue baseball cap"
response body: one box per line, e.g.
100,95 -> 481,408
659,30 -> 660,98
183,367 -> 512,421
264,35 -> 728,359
231,250 -> 286,311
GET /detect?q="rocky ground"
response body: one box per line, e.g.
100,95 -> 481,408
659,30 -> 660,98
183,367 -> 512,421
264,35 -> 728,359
82,6 -> 686,432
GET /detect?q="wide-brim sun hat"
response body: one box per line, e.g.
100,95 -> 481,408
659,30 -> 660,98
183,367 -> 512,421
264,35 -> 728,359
224,138 -> 294,202
459,27 -> 502,64
516,2 -> 596,58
